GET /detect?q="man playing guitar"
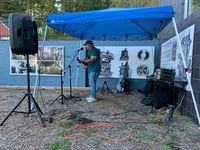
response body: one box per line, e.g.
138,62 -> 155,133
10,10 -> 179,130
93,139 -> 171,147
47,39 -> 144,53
77,40 -> 101,102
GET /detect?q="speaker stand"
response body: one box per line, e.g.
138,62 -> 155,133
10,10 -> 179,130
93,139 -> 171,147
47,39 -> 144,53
0,54 -> 46,127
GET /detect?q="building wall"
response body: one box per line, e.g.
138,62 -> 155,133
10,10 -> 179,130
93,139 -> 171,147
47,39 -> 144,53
0,40 -> 86,87
156,0 -> 186,67
158,3 -> 200,122
159,0 -> 185,23
0,40 -> 159,90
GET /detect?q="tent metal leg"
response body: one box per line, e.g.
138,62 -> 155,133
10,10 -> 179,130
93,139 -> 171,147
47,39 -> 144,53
172,17 -> 200,126
33,25 -> 48,97
32,25 -> 48,112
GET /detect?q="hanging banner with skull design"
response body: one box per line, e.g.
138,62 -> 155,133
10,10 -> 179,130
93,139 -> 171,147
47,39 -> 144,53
161,24 -> 195,91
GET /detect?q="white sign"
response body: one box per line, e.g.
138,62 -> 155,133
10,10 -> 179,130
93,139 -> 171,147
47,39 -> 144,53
161,24 -> 195,91
97,46 -> 155,79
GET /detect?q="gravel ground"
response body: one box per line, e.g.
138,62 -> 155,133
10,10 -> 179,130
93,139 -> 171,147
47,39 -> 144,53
0,87 -> 200,150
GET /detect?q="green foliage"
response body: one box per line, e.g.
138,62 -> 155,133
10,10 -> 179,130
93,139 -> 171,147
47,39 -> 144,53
135,131 -> 158,141
0,0 -> 56,18
120,122 -> 144,130
59,119 -> 77,128
148,117 -> 160,124
161,144 -> 172,150
80,128 -> 96,135
57,130 -> 73,137
193,0 -> 200,9
110,0 -> 159,7
0,0 -> 59,40
58,0 -> 111,12
132,123 -> 144,130
120,122 -> 129,129
161,137 -> 179,150
0,0 -> 160,40
48,140 -> 70,150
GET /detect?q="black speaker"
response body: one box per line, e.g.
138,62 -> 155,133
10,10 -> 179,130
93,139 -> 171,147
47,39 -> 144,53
9,13 -> 38,55
154,85 -> 173,109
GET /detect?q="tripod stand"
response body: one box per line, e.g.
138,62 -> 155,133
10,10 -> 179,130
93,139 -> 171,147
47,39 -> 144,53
0,53 -> 46,127
51,69 -> 69,106
65,50 -> 81,102
102,81 -> 111,93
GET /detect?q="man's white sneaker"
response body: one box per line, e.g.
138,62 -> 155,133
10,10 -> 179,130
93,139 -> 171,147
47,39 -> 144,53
86,96 -> 92,101
87,97 -> 97,103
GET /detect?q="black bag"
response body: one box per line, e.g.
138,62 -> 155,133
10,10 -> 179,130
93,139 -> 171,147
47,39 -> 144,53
141,93 -> 154,106
141,85 -> 173,109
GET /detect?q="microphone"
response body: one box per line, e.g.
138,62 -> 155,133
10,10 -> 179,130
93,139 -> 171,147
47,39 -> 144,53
77,47 -> 84,52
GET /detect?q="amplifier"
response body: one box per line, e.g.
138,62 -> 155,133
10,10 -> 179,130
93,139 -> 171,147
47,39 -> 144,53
154,68 -> 175,81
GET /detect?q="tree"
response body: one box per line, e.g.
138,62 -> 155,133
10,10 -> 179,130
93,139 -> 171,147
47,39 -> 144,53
50,0 -> 111,40
0,0 -> 159,40
110,0 -> 158,7
0,0 -> 59,39
0,0 -> 111,40
193,0 -> 200,9
0,0 -> 57,19
59,0 -> 111,12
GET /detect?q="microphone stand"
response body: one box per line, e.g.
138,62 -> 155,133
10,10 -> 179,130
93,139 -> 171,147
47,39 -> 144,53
50,63 -> 68,106
65,49 -> 82,102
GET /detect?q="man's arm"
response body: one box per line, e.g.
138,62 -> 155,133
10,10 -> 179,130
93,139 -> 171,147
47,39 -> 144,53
83,56 -> 97,64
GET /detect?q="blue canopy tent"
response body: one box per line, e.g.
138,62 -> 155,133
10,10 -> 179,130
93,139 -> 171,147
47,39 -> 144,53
46,6 -> 174,41
38,6 -> 200,125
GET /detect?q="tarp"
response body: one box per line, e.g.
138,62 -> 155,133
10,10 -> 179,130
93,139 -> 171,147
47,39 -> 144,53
46,6 -> 174,40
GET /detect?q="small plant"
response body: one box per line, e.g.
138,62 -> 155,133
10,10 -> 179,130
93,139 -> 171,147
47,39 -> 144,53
132,123 -> 144,130
162,133 -> 179,150
148,116 -> 168,126
120,122 -> 129,129
57,130 -> 72,137
162,143 -> 172,150
49,140 -> 70,150
81,128 -> 96,135
135,131 -> 157,141
127,111 -> 134,116
59,119 -> 77,128
148,116 -> 160,124
192,131 -> 200,139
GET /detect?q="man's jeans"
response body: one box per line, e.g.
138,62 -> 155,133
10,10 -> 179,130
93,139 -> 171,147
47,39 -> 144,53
89,72 -> 100,98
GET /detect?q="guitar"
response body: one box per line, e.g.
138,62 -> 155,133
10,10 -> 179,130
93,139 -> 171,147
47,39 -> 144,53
77,57 -> 88,69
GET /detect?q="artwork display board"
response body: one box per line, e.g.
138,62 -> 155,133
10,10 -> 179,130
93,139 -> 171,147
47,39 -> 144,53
161,25 -> 195,91
10,46 -> 65,76
96,46 -> 155,79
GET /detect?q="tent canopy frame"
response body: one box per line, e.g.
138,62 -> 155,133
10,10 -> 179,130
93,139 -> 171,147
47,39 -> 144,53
34,6 -> 200,126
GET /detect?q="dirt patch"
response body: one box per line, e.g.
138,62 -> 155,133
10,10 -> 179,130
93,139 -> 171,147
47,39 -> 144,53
0,88 -> 200,150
